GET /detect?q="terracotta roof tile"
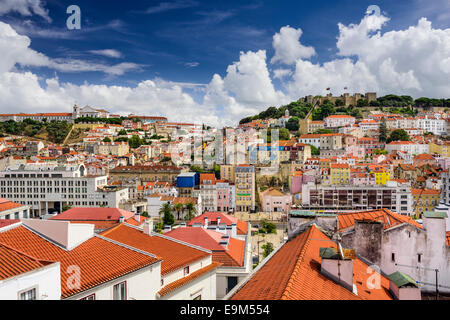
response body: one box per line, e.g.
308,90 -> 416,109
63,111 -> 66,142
231,225 -> 393,300
101,224 -> 210,275
0,226 -> 159,298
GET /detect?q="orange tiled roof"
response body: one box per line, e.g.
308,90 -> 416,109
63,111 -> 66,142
446,232 -> 450,246
230,225 -> 392,300
0,243 -> 51,280
158,262 -> 221,297
188,212 -> 248,235
337,209 -> 422,231
0,226 -> 160,298
411,188 -> 440,195
0,198 -> 25,212
101,224 -> 210,275
165,228 -> 245,267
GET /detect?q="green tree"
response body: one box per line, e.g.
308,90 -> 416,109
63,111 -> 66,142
262,242 -> 274,258
103,137 -> 111,143
335,99 -> 344,107
159,202 -> 172,221
285,117 -> 300,132
184,202 -> 197,221
314,129 -> 334,134
128,135 -> 143,148
379,118 -> 388,142
309,144 -> 320,156
357,99 -> 369,107
163,210 -> 175,226
387,129 -> 410,143
278,128 -> 290,140
118,129 -> 127,135
141,211 -> 149,218
261,220 -> 277,234
173,203 -> 184,221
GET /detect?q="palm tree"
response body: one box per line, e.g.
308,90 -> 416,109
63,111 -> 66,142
173,203 -> 184,221
159,202 -> 172,222
184,202 -> 197,221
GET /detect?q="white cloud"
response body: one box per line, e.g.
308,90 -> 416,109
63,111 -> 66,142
283,14 -> 450,98
0,0 -> 51,22
0,22 -> 141,76
271,26 -> 315,65
89,49 -> 123,59
273,68 -> 292,79
0,11 -> 449,128
221,50 -> 288,106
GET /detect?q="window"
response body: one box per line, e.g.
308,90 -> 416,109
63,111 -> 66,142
81,294 -> 96,300
19,287 -> 37,300
184,266 -> 190,276
391,253 -> 395,262
161,279 -> 164,286
113,282 -> 127,300
418,254 -> 422,263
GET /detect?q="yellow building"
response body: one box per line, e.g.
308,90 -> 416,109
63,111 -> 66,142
429,142 -> 450,157
220,164 -> 235,183
330,163 -> 350,185
372,170 -> 390,185
411,188 -> 441,219
234,164 -> 256,212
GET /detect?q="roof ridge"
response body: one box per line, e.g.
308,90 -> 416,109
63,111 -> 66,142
153,230 -> 213,254
281,225 -> 315,300
94,233 -> 160,259
0,241 -> 55,266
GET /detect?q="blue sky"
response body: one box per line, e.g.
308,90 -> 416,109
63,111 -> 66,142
2,0 -> 445,86
0,0 -> 449,126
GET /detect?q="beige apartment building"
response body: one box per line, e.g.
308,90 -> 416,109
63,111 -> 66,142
234,165 -> 255,212
93,141 -> 130,156
220,164 -> 236,183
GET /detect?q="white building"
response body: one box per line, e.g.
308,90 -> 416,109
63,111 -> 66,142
0,198 -> 31,220
324,115 -> 356,128
0,163 -> 128,217
385,141 -> 429,156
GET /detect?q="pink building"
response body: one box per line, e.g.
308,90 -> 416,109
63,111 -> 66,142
290,171 -> 315,194
259,188 -> 292,213
216,180 -> 235,212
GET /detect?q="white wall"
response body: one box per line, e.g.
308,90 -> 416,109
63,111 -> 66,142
67,262 -> 161,300
0,262 -> 61,300
381,219 -> 450,293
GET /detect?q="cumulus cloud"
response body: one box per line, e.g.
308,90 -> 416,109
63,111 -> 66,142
283,13 -> 450,98
0,0 -> 51,22
271,26 -> 315,65
0,10 -> 449,128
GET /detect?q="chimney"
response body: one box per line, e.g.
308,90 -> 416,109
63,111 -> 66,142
134,210 -> 140,223
387,271 -> 421,300
319,244 -> 355,292
119,216 -> 125,223
231,223 -> 237,238
143,219 -> 153,235
217,216 -> 221,225
204,216 -> 208,228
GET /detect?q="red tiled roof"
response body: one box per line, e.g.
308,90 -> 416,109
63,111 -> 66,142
446,232 -> 450,246
0,226 -> 160,298
165,228 -> 245,267
51,207 -> 134,222
411,188 -> 440,195
0,219 -> 21,229
337,209 -> 422,231
101,224 -> 210,275
0,198 -> 26,212
0,243 -> 52,280
188,212 -> 248,235
158,262 -> 221,297
231,225 -> 392,300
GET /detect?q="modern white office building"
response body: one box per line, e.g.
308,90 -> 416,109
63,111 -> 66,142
0,163 -> 128,217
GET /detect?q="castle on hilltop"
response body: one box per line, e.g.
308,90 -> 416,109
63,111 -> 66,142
302,92 -> 377,107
